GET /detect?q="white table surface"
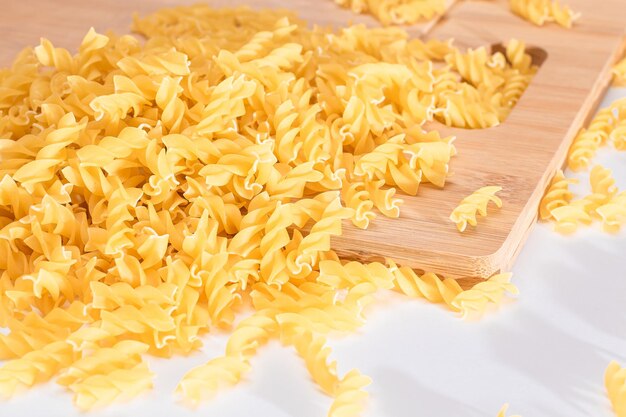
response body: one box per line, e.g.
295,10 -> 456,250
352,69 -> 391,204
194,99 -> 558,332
2,87 -> 625,417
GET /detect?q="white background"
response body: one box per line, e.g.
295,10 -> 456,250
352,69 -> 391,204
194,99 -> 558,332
2,90 -> 626,417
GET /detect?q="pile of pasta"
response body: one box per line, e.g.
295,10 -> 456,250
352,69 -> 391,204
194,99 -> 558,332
333,0 -> 579,28
0,4 -> 533,413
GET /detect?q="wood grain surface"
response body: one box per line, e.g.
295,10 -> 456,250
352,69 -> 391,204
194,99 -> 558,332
1,0 -> 625,278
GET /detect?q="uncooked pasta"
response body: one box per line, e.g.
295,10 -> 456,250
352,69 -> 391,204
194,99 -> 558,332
509,0 -> 580,28
450,186 -> 503,232
606,361 -> 626,417
334,0 -> 447,26
0,4 -> 529,413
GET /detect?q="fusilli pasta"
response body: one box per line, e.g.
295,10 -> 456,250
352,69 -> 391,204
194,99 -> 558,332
450,186 -> 503,232
606,361 -> 626,417
509,0 -> 580,28
0,4 -> 524,413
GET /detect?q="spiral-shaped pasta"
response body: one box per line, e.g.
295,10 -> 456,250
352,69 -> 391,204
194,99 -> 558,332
176,310 -> 277,402
334,0 -> 446,26
539,170 -> 577,221
510,0 -> 580,28
57,340 -> 149,387
0,341 -> 77,396
580,165 -> 618,214
596,192 -> 626,233
0,301 -> 92,360
69,362 -> 154,410
614,57 -> 626,87
328,369 -> 372,417
390,263 -> 463,309
277,315 -> 338,395
610,119 -> 626,151
451,273 -> 519,318
605,361 -> 626,417
550,202 -> 593,234
450,186 -> 503,232
506,40 -> 533,73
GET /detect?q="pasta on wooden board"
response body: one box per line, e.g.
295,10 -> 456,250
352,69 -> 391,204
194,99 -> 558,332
0,4 -> 531,412
333,0 -> 447,26
509,0 -> 580,28
449,186 -> 503,232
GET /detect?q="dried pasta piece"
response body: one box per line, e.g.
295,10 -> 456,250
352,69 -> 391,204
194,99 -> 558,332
567,107 -> 616,171
69,362 -> 154,410
579,165 -> 618,215
176,311 -> 277,403
550,202 -> 593,234
334,0 -> 447,26
539,170 -> 578,221
610,118 -> 626,151
568,129 -> 602,171
0,341 -> 78,397
605,361 -> 626,417
451,273 -> 519,319
390,261 -> 464,309
596,192 -> 626,233
614,57 -> 626,87
510,0 -> 580,28
328,369 -> 372,417
497,403 -> 522,417
450,186 -> 503,232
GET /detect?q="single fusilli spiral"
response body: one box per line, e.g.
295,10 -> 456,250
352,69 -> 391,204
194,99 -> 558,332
450,186 -> 503,232
328,369 -> 372,417
539,170 -> 577,221
451,273 -> 519,318
510,0 -> 580,28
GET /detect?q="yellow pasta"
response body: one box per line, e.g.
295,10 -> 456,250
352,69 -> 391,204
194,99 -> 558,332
451,273 -> 519,318
550,202 -> 593,234
568,107 -> 617,171
334,0 -> 447,26
580,165 -> 618,215
450,186 -> 503,232
509,0 -> 580,28
539,170 -> 578,221
613,57 -> 626,87
328,369 -> 372,417
497,403 -> 522,417
596,192 -> 626,233
610,118 -> 626,151
606,361 -> 626,417
0,4 -> 525,413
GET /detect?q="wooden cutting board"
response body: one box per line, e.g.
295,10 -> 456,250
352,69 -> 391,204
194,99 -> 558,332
2,0 -> 625,279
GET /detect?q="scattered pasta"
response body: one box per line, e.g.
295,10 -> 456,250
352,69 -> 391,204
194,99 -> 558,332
509,0 -> 580,28
450,186 -> 503,232
0,4 -> 528,413
540,91 -> 626,235
334,0 -> 447,26
331,0 -> 580,30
